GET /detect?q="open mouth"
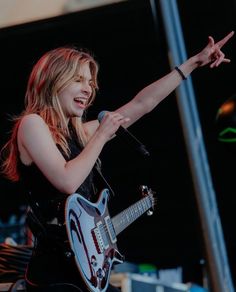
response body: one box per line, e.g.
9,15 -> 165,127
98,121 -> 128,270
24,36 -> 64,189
74,97 -> 87,108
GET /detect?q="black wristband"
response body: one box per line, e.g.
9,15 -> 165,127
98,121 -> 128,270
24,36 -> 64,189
175,66 -> 187,80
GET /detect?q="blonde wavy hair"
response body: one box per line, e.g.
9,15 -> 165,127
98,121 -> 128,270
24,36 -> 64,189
1,46 -> 99,181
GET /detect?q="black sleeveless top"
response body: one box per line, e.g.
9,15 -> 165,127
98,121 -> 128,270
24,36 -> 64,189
18,129 -> 102,226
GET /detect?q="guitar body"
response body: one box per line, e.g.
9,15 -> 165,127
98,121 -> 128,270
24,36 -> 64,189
65,189 -> 124,292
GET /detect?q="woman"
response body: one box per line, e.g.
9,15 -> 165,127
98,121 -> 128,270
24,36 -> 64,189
1,31 -> 234,291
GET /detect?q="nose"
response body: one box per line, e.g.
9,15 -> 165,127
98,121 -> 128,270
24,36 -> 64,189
81,81 -> 92,97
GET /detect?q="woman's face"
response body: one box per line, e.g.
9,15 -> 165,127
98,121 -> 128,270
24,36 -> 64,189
58,62 -> 93,121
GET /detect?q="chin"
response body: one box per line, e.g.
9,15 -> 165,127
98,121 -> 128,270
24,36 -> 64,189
73,110 -> 84,118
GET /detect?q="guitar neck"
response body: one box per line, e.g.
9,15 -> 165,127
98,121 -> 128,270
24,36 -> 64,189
112,194 -> 153,236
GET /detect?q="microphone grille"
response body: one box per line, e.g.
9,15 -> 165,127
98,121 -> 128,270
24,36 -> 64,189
97,110 -> 107,123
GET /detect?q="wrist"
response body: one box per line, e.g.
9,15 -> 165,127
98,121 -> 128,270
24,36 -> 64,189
175,66 -> 186,80
189,55 -> 203,68
90,130 -> 108,148
177,56 -> 201,79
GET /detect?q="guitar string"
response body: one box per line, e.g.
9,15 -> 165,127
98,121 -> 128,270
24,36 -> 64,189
98,195 -> 154,246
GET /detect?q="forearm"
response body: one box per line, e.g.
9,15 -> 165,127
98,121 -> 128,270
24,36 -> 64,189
63,131 -> 106,194
135,55 -> 200,113
117,55 -> 200,126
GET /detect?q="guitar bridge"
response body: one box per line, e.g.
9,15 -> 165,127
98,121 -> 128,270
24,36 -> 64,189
91,221 -> 109,254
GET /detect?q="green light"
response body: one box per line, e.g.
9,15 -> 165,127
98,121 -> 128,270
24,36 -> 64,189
218,127 -> 236,143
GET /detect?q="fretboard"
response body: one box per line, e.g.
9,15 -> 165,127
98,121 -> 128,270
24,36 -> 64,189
112,194 -> 153,235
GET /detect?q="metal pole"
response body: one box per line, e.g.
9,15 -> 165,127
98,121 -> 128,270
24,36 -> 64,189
150,0 -> 234,291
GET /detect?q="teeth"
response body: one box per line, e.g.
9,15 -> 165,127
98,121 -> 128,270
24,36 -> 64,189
74,98 -> 84,104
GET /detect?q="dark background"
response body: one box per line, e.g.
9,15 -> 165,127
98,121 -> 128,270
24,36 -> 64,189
0,0 -> 236,287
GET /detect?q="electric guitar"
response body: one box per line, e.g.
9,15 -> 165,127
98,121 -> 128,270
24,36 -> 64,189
65,185 -> 156,292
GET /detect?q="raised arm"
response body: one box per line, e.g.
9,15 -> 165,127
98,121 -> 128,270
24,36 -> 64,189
115,31 -> 234,127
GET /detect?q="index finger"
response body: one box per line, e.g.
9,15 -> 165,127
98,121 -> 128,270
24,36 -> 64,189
216,31 -> 234,48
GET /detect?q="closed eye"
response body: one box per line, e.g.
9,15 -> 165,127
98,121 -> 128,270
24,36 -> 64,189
75,76 -> 82,82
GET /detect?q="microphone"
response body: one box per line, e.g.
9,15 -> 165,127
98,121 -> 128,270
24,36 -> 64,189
98,110 -> 150,157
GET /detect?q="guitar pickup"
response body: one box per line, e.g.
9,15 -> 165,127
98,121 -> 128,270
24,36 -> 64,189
105,216 -> 117,244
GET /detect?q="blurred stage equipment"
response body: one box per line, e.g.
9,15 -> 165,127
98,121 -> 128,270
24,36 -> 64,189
0,211 -> 27,245
110,262 -> 207,291
0,241 -> 32,291
216,94 -> 236,143
110,273 -> 192,292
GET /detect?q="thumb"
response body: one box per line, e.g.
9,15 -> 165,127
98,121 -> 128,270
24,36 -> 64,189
208,36 -> 215,47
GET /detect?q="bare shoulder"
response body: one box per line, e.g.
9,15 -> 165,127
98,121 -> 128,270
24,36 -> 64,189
18,114 -> 51,144
83,119 -> 99,139
17,114 -> 50,165
19,113 -> 48,133
20,113 -> 45,127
